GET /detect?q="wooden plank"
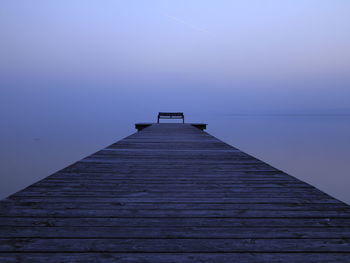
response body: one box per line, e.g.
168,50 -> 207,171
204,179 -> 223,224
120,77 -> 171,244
1,238 -> 350,252
1,253 -> 350,263
1,209 -> 349,217
16,187 -> 322,193
25,184 -> 314,190
1,217 -> 349,227
7,197 -> 342,204
2,202 -> 346,210
24,184 -> 314,191
2,226 -> 350,239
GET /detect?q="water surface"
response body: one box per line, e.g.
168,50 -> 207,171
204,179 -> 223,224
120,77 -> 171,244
1,113 -> 349,204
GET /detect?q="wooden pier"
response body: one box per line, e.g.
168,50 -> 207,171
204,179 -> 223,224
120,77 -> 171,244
1,123 -> 350,262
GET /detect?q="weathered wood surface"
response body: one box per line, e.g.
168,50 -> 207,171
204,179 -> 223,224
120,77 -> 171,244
1,123 -> 350,262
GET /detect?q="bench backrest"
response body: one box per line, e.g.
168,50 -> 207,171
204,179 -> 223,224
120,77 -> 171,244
157,112 -> 184,123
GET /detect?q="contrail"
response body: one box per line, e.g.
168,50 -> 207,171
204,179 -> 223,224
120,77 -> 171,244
163,13 -> 208,33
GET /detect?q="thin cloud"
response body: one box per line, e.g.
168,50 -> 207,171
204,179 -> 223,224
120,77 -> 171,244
163,13 -> 209,33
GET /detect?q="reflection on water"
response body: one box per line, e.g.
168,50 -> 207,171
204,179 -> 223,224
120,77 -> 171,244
0,115 -> 349,204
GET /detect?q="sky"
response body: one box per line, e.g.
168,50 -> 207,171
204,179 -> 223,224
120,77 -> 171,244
0,1 -> 350,201
1,0 -> 350,116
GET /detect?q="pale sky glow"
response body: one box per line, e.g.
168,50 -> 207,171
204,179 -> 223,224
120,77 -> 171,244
1,0 -> 350,83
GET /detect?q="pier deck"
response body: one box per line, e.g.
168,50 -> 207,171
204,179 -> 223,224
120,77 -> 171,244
1,123 -> 350,262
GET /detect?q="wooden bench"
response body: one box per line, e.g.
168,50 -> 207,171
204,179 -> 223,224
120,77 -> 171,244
157,112 -> 184,123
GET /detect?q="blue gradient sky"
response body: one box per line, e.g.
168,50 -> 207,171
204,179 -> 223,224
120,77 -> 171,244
1,0 -> 350,116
